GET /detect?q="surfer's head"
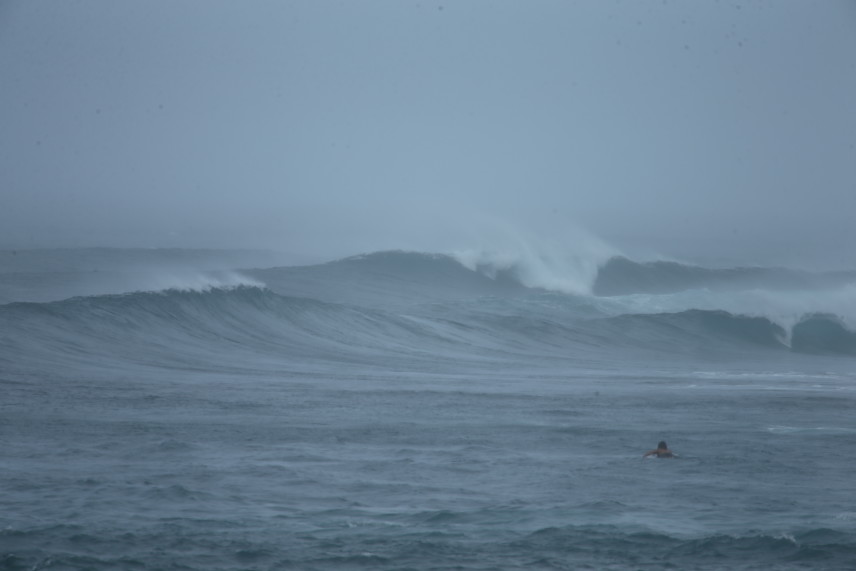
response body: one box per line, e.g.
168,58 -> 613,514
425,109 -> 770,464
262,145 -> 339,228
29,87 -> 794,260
657,441 -> 668,450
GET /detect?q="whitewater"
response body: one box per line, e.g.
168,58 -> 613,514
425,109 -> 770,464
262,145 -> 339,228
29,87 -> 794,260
2,248 -> 856,570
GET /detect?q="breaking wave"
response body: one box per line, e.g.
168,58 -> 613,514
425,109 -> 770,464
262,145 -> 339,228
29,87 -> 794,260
3,250 -> 856,377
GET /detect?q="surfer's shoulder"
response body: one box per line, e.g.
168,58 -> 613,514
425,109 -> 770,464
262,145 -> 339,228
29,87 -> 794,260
643,441 -> 676,458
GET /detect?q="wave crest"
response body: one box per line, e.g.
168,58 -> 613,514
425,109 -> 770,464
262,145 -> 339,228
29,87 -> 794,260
117,270 -> 264,294
453,236 -> 616,296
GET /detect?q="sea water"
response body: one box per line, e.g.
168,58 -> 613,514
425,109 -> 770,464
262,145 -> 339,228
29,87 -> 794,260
2,249 -> 855,570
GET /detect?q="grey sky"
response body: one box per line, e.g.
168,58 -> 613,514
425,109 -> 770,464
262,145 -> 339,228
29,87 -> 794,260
2,1 -> 855,267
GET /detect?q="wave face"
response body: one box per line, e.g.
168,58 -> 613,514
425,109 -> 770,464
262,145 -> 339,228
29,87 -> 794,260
792,313 -> 856,355
0,285 -> 491,376
3,251 -> 856,370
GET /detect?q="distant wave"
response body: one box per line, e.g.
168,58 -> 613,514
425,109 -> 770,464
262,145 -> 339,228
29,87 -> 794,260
3,250 -> 856,374
0,265 -> 265,305
594,256 -> 856,296
248,250 -> 531,308
252,251 -> 856,357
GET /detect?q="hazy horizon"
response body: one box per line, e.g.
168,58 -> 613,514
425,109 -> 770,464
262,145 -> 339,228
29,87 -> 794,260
2,1 -> 855,269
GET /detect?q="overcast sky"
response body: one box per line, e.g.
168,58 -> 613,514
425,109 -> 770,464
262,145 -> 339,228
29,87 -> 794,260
2,1 -> 855,267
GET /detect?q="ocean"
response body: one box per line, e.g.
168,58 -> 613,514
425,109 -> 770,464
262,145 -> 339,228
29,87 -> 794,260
2,248 -> 855,570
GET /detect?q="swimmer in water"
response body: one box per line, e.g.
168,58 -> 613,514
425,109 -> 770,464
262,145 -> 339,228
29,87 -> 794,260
643,441 -> 675,458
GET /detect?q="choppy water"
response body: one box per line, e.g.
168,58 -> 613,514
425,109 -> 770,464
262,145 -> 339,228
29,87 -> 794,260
2,249 -> 856,570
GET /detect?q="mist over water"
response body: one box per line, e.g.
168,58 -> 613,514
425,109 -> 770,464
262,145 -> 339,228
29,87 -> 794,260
3,0 -> 856,568
2,1 -> 856,268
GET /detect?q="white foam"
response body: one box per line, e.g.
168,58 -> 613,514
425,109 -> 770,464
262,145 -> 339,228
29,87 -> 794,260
135,270 -> 265,293
451,225 -> 618,296
774,532 -> 799,545
602,284 -> 856,340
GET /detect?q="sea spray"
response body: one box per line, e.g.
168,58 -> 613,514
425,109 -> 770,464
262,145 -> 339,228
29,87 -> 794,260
452,229 -> 618,296
126,269 -> 265,294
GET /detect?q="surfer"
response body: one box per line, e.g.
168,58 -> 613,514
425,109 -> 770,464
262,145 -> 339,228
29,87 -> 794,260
643,441 -> 675,458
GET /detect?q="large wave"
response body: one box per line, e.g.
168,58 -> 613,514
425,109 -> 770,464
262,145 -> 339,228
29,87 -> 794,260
3,247 -> 856,377
257,251 -> 856,357
3,273 -> 856,380
452,229 -> 617,296
0,285 -> 482,374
